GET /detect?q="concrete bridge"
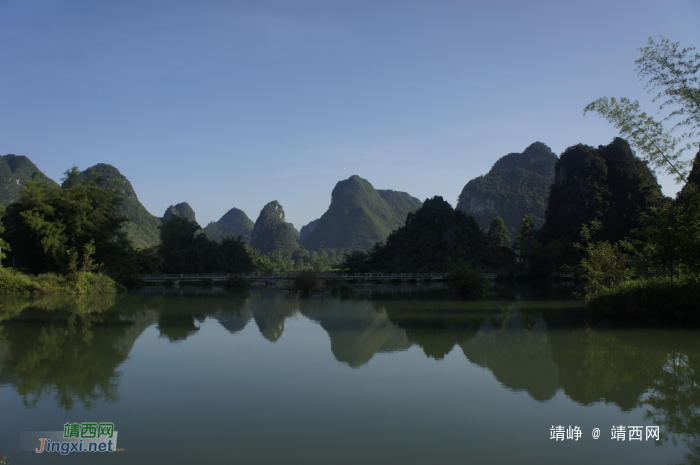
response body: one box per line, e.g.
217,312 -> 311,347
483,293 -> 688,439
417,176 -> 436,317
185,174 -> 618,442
136,272 -> 460,285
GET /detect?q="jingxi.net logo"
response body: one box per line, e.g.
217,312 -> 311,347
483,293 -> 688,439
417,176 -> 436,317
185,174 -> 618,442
20,422 -> 118,455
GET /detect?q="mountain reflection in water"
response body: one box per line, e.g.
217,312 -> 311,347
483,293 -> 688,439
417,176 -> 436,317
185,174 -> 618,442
0,287 -> 699,463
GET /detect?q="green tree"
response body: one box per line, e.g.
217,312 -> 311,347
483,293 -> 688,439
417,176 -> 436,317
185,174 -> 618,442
584,36 -> 699,184
445,261 -> 488,296
159,216 -> 202,272
585,37 -> 700,285
159,216 -> 252,273
0,215 -> 10,265
637,192 -> 700,281
574,221 -> 634,295
365,196 -> 504,272
513,215 -> 549,276
513,215 -> 535,258
487,216 -> 510,248
339,250 -> 370,272
2,167 -> 133,276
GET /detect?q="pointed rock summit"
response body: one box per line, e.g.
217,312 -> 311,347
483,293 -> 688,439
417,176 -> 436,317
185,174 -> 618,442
204,207 -> 254,243
163,202 -> 197,223
301,175 -> 422,252
250,201 -> 301,255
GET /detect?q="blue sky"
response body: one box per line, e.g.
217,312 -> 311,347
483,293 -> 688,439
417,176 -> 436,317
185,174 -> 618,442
1,0 -> 699,229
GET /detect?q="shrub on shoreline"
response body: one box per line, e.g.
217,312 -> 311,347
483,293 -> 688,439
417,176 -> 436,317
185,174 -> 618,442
0,268 -> 123,295
445,262 -> 489,297
292,270 -> 318,293
586,277 -> 700,320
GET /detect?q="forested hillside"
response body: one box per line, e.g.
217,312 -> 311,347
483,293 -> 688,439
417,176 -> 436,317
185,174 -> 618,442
163,202 -> 197,223
73,164 -> 161,249
204,207 -> 254,243
367,196 -> 506,272
539,138 -> 664,248
456,142 -> 557,237
0,154 -> 59,207
302,175 -> 422,253
250,201 -> 303,256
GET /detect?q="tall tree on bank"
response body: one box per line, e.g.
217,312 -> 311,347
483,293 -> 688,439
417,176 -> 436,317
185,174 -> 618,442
585,37 -> 700,282
513,215 -> 535,258
585,36 -> 698,185
487,217 -> 510,248
2,167 -> 133,276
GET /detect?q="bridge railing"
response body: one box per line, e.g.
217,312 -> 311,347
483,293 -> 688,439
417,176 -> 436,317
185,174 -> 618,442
136,272 -> 449,279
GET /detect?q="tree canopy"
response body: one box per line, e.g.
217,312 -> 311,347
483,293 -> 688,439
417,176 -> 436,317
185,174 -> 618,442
585,36 -> 699,185
159,215 -> 252,274
487,217 -> 511,248
353,196 -> 509,272
2,167 -> 134,277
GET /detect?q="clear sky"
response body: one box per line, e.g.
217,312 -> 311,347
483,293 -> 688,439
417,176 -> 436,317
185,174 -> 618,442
1,0 -> 699,229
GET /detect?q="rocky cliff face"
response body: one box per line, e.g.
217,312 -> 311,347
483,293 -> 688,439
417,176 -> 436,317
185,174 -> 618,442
299,218 -> 320,242
250,201 -> 302,255
203,207 -> 254,243
301,175 -> 422,253
74,164 -> 161,248
456,142 -> 557,236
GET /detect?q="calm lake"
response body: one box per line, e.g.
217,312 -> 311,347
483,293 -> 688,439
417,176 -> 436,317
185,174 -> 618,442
0,284 -> 697,464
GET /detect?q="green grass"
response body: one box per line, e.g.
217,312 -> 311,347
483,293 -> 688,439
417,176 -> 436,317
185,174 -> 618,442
0,268 -> 124,295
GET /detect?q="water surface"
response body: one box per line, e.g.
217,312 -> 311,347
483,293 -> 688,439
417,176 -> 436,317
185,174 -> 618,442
0,285 -> 696,464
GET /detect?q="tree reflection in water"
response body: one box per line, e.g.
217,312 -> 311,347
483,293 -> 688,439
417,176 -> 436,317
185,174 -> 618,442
0,294 -> 143,409
1,287 -> 700,464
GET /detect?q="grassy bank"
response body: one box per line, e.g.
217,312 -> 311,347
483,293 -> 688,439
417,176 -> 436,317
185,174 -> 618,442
586,277 -> 700,321
0,268 -> 125,294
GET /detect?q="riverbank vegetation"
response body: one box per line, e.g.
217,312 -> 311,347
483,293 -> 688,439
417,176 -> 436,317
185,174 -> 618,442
0,167 -> 139,293
444,262 -> 489,296
575,36 -> 700,320
0,268 -> 122,295
291,269 -> 318,293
